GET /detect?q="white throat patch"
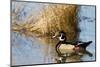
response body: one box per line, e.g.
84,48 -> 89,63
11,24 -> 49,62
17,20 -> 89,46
59,34 -> 65,41
59,37 -> 65,41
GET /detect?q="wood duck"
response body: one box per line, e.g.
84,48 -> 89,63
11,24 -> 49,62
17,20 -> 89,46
53,31 -> 93,57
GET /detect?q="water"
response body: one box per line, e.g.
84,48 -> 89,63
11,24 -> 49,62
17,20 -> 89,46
11,5 -> 96,65
78,6 -> 95,61
12,32 -> 58,65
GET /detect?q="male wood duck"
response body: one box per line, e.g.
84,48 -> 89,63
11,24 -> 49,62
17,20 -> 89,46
53,31 -> 92,57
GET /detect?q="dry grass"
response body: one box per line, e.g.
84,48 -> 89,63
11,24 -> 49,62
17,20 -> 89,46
12,4 -> 79,41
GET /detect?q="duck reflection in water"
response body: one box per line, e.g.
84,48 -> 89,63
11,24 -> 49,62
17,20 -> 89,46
52,31 -> 93,63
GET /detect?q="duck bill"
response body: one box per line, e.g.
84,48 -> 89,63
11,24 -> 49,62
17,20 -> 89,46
52,35 -> 57,38
52,32 -> 59,39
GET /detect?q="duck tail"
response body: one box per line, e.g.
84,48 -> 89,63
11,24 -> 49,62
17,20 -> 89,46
78,41 -> 92,49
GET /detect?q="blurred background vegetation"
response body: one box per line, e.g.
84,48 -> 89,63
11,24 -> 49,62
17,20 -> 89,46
12,2 -> 79,41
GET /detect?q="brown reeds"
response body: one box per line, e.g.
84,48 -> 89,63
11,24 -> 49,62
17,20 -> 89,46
12,4 -> 79,41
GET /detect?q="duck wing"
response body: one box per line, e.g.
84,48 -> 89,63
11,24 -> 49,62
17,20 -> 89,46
76,41 -> 92,49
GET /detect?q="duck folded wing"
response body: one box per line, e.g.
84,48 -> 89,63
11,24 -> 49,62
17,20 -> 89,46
76,41 -> 92,49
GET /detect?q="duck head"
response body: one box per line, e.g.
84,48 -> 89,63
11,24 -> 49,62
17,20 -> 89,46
52,31 -> 67,41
